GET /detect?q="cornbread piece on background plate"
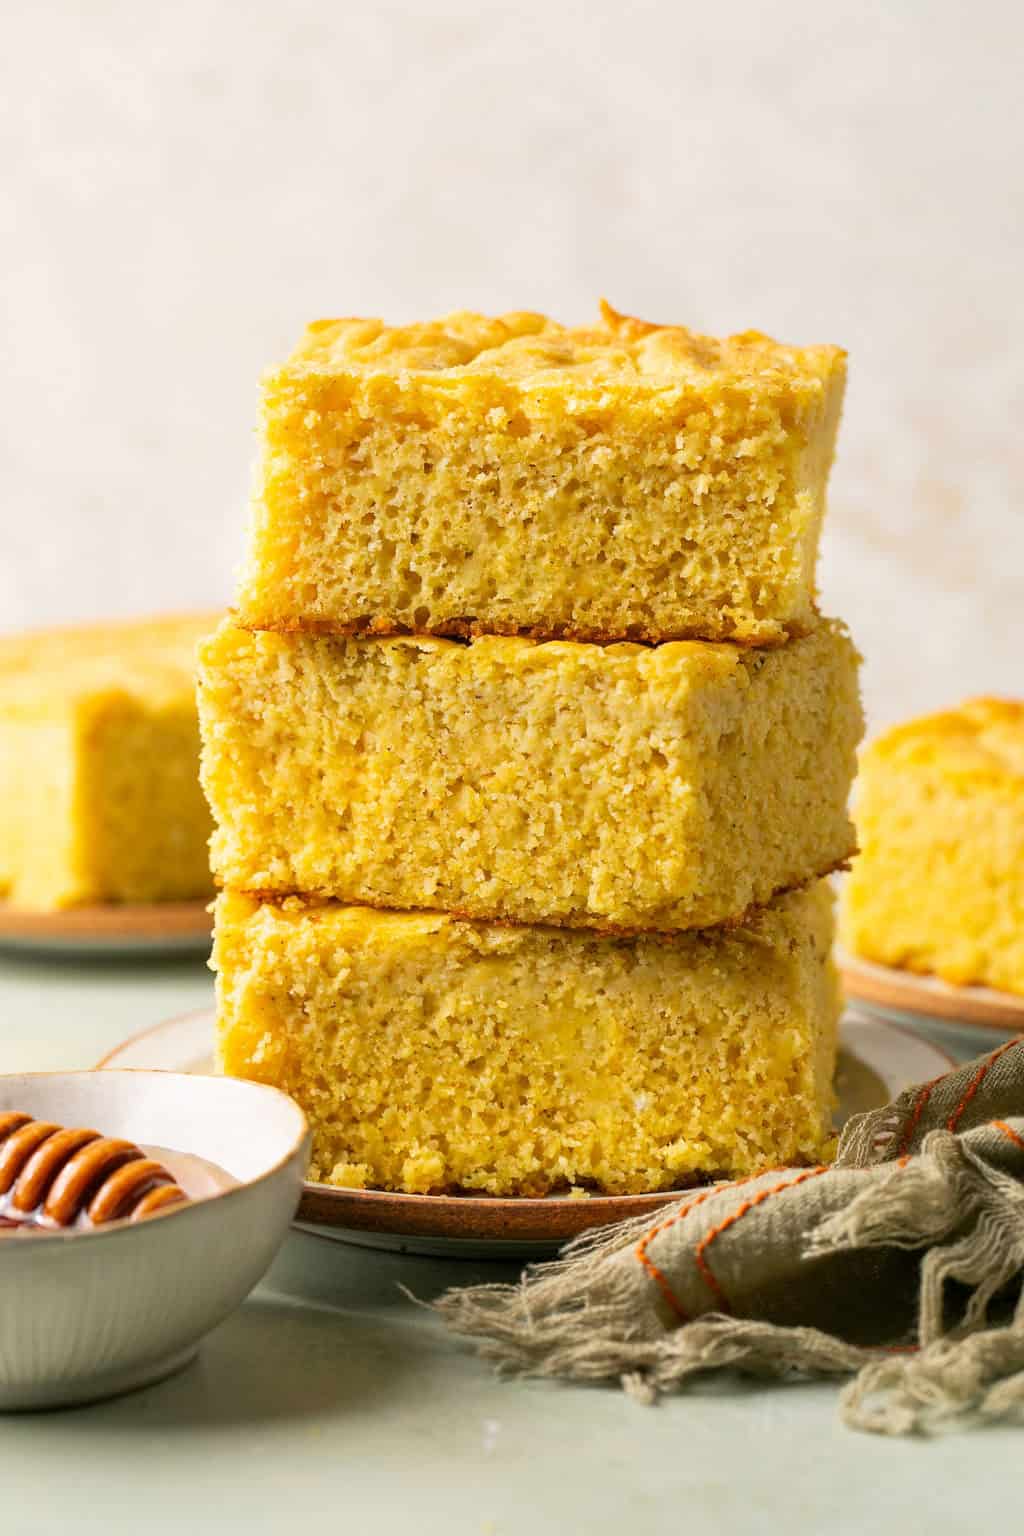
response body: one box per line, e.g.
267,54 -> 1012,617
842,697 -> 1024,996
199,618 -> 862,933
214,885 -> 840,1197
238,303 -> 846,646
0,614 -> 216,910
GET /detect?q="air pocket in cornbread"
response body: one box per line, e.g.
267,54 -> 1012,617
199,619 -> 862,932
842,698 -> 1024,995
0,614 -> 216,910
238,303 -> 846,646
213,885 -> 840,1196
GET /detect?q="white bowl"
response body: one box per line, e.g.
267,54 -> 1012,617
0,1070 -> 309,1411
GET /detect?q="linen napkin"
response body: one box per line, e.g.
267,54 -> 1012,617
437,1034 -> 1024,1435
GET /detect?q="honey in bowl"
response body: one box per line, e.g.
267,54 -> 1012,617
0,1113 -> 236,1235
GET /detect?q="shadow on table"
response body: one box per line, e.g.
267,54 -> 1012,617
21,1230 -> 523,1432
150,1300 -> 426,1427
263,1227 -> 525,1312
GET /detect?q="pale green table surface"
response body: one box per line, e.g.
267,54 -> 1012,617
0,948 -> 1017,1535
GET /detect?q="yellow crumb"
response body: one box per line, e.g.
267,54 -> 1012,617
213,886 -> 840,1196
238,303 -> 846,646
0,613 -> 218,909
842,698 -> 1024,994
199,619 -> 861,932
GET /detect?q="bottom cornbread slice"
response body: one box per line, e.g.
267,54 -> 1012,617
213,886 -> 840,1196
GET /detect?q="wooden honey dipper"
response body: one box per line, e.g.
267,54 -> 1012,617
0,1112 -> 189,1232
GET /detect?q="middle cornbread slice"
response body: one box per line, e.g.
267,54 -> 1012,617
200,617 -> 861,932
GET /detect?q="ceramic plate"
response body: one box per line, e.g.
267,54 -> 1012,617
98,1007 -> 957,1260
839,949 -> 1024,1043
0,900 -> 213,958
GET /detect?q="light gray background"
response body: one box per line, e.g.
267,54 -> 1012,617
2,0 -> 1021,724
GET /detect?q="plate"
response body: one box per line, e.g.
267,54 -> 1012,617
838,949 -> 1024,1037
0,899 -> 213,958
98,1007 -> 956,1260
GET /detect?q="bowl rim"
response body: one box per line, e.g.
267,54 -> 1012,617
0,1069 -> 309,1256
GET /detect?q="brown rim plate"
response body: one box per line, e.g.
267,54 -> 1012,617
839,949 -> 1024,1034
0,899 -> 212,955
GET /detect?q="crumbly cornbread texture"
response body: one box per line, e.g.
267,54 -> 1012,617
842,698 -> 1024,996
214,886 -> 839,1195
199,619 -> 861,932
238,303 -> 846,646
0,614 -> 217,910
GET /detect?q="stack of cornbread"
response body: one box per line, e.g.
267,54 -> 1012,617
199,304 -> 863,1197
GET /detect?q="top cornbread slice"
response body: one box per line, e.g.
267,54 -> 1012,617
239,303 -> 846,645
841,698 -> 1024,994
199,617 -> 862,932
0,613 -> 216,909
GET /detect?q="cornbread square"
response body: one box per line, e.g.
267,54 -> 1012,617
199,618 -> 861,932
0,614 -> 216,910
842,698 -> 1024,995
214,886 -> 840,1196
238,303 -> 846,646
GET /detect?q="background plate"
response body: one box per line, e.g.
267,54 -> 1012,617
839,949 -> 1024,1036
0,899 -> 213,958
100,1007 -> 956,1260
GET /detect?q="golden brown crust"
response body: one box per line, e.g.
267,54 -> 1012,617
231,610 -> 816,650
0,610 -> 221,706
285,303 -> 846,388
863,695 -> 1024,785
222,853 -> 854,941
0,610 -> 222,655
